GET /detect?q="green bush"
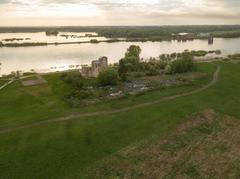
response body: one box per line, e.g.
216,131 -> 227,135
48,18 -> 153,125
190,50 -> 208,57
98,68 -> 119,86
170,58 -> 197,74
70,89 -> 92,99
157,60 -> 168,69
61,72 -> 83,89
90,39 -> 99,43
146,66 -> 158,76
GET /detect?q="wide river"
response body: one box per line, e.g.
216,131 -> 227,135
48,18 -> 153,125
0,33 -> 240,76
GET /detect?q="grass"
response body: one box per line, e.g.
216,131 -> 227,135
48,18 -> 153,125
0,80 -> 9,86
0,63 -> 214,129
85,110 -> 240,178
0,62 -> 240,178
21,75 -> 38,81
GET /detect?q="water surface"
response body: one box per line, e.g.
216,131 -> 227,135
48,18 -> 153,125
1,36 -> 240,76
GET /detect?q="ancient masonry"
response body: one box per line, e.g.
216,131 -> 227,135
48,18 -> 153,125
81,56 -> 108,78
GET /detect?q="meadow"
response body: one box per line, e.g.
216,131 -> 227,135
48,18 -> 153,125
0,62 -> 240,178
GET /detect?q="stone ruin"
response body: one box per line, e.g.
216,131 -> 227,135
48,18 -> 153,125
81,56 -> 108,78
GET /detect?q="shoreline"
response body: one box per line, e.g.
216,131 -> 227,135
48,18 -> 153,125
0,37 -> 227,48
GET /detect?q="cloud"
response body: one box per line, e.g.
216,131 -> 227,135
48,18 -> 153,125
0,0 -> 239,26
0,0 -> 11,4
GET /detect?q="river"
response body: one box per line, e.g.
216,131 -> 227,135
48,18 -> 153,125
0,33 -> 240,76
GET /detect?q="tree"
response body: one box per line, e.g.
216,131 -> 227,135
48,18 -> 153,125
98,67 -> 119,86
125,45 -> 141,59
118,45 -> 142,81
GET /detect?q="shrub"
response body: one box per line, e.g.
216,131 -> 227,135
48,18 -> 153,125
146,66 -> 158,76
90,39 -> 99,43
190,50 -> 208,57
61,72 -> 83,89
157,60 -> 168,69
98,67 -> 119,86
70,89 -> 92,99
170,58 -> 197,74
46,30 -> 59,36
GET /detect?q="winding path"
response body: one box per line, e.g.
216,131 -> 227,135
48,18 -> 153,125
0,65 -> 221,134
0,79 -> 15,91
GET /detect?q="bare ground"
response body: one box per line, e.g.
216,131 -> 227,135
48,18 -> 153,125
84,109 -> 240,179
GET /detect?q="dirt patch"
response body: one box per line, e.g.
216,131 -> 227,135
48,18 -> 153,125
84,109 -> 240,179
175,115 -> 240,179
21,75 -> 47,87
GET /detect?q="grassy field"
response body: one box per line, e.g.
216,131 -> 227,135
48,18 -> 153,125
0,64 -> 214,129
85,109 -> 240,178
0,62 -> 240,178
0,80 -> 9,87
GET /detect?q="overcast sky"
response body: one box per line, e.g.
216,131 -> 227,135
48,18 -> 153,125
0,0 -> 240,26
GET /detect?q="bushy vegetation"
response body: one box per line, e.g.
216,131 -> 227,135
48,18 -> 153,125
98,67 -> 119,86
61,72 -> 83,89
58,46 -> 204,106
90,39 -> 99,43
119,45 -> 141,80
228,54 -> 240,60
2,25 -> 240,40
3,38 -> 24,41
170,58 -> 197,74
118,46 -> 202,79
190,50 -> 208,57
61,72 -> 92,105
45,30 -> 59,36
212,31 -> 240,38
3,42 -> 48,47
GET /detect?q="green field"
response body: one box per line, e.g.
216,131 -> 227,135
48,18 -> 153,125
0,62 -> 240,178
0,80 -> 8,87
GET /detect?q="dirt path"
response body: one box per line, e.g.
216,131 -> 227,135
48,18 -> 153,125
0,65 -> 221,134
0,79 -> 15,91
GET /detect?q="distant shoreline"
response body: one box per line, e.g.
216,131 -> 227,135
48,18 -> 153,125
0,37 -> 233,48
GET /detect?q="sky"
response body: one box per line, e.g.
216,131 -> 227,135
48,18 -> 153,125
0,0 -> 240,26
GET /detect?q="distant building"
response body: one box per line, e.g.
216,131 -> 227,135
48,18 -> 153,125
208,36 -> 214,44
81,56 -> 108,78
172,33 -> 195,41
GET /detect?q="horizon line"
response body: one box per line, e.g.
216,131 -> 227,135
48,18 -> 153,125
0,24 -> 240,28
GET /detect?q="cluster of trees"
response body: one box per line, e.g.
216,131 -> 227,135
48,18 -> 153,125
61,45 -> 197,105
212,31 -> 240,38
61,68 -> 119,104
117,45 -> 197,80
46,30 -> 59,36
2,42 -> 48,47
90,39 -> 100,43
2,25 -> 240,39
